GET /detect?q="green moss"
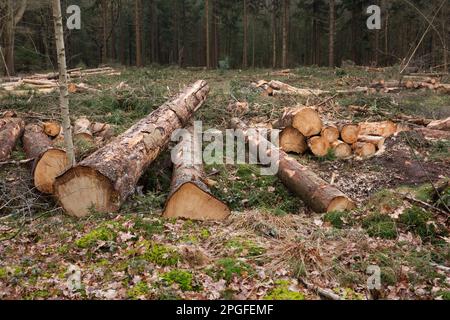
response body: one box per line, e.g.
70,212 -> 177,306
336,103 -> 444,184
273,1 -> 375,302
367,189 -> 403,213
437,291 -> 450,300
399,206 -> 445,242
161,270 -> 194,292
75,224 -> 117,249
127,281 -> 150,300
363,213 -> 397,239
133,218 -> 164,237
264,281 -> 304,300
225,238 -> 265,258
324,211 -> 352,229
215,258 -> 254,282
0,267 -> 7,279
142,242 -> 180,267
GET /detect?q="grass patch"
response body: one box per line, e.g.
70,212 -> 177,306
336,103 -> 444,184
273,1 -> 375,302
362,213 -> 397,239
264,280 -> 304,300
399,206 -> 445,242
161,270 -> 195,292
75,223 -> 118,249
215,258 -> 254,283
324,211 -> 352,229
127,281 -> 150,300
142,242 -> 180,267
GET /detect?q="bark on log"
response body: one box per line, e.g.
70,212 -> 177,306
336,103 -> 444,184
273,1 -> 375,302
230,118 -> 355,213
0,117 -> 25,161
22,124 -> 69,194
330,140 -> 352,159
163,126 -> 230,221
416,128 -> 450,140
54,80 -> 210,217
279,127 -> 307,154
427,117 -> 450,132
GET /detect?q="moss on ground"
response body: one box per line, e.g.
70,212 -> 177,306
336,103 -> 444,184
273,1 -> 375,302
264,280 -> 304,300
362,213 -> 397,239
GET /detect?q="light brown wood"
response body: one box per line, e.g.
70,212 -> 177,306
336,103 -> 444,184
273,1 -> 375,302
43,122 -> 61,137
330,140 -> 352,159
274,107 -> 323,137
308,136 -> 331,157
321,125 -> 340,143
279,127 -> 307,154
340,124 -> 360,144
268,80 -> 329,97
22,124 -> 69,194
54,80 -> 210,218
427,117 -> 450,132
163,126 -> 230,221
416,128 -> 450,140
90,122 -> 114,140
359,121 -> 397,138
0,117 -> 25,161
352,142 -> 376,158
231,118 -> 355,213
358,135 -> 386,150
73,118 -> 94,143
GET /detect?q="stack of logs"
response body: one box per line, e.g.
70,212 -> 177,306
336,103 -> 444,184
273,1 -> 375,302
0,67 -> 120,97
274,107 -> 398,159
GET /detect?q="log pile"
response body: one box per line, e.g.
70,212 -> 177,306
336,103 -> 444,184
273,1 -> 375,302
0,67 -> 119,98
369,77 -> 450,94
274,107 -> 398,159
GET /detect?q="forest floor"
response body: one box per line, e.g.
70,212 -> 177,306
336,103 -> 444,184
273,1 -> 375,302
0,66 -> 449,300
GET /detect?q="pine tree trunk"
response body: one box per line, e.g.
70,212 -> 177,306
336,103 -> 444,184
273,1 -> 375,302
272,3 -> 277,69
135,0 -> 143,67
55,80 -> 210,218
242,0 -> 248,69
205,0 -> 210,68
52,0 -> 76,166
328,0 -> 335,67
282,0 -> 289,68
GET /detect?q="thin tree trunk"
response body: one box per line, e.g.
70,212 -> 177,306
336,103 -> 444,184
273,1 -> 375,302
101,0 -> 108,63
442,3 -> 448,73
205,0 -> 210,68
272,3 -> 277,69
282,0 -> 289,68
252,14 -> 256,68
51,0 -> 75,166
243,0 -> 248,69
328,0 -> 335,67
135,0 -> 143,67
110,2 -> 116,60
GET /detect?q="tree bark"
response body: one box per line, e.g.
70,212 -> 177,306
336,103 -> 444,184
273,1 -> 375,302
242,0 -> 248,69
282,0 -> 289,68
0,117 -> 25,161
271,2 -> 277,69
205,0 -> 211,68
135,0 -> 143,67
22,124 -> 69,194
328,0 -> 335,67
231,118 -> 355,213
54,80 -> 210,218
163,126 -> 230,221
52,0 -> 76,166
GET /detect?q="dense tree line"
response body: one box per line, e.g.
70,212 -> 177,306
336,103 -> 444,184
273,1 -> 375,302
0,0 -> 448,75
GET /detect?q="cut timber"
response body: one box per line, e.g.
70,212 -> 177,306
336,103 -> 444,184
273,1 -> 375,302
73,118 -> 94,143
352,142 -> 376,158
359,121 -> 397,138
416,128 -> 450,140
308,136 -> 330,157
427,117 -> 450,132
54,80 -> 210,218
279,127 -> 307,154
163,126 -> 230,221
358,135 -> 386,150
90,122 -> 114,140
230,118 -> 355,213
340,124 -> 360,144
43,122 -> 61,137
268,80 -> 329,96
22,124 -> 69,194
321,125 -> 340,143
0,117 -> 25,161
331,141 -> 352,159
274,107 -> 323,137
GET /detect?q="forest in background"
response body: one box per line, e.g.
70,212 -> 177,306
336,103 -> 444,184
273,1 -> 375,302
0,0 -> 449,75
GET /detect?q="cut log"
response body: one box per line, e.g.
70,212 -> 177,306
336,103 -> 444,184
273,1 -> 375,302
163,126 -> 230,221
279,127 -> 308,154
0,117 -> 25,161
274,107 -> 323,137
359,121 -> 397,138
308,136 -> 331,157
268,80 -> 329,96
230,118 -> 355,213
54,80 -> 210,218
416,128 -> 450,140
352,142 -> 376,158
321,125 -> 340,143
1,110 -> 17,118
73,118 -> 94,143
22,124 -> 69,194
358,135 -> 386,150
339,124 -> 360,144
330,140 -> 352,159
43,122 -> 61,137
427,117 -> 450,132
90,122 -> 114,140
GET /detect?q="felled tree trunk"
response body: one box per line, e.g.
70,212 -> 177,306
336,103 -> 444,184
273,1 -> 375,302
339,123 -> 360,145
54,80 -> 209,217
352,142 -> 376,158
321,125 -> 339,143
359,121 -> 397,138
43,121 -> 61,137
22,124 -> 69,194
273,107 -> 323,137
427,117 -> 450,131
231,118 -> 355,213
0,117 -> 25,161
73,118 -> 94,143
308,136 -> 330,157
416,128 -> 450,140
163,126 -> 230,221
279,127 -> 307,154
331,140 -> 352,159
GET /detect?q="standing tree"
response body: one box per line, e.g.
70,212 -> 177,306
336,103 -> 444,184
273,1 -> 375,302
51,0 -> 75,166
281,0 -> 289,68
242,0 -> 248,68
205,0 -> 211,68
0,0 -> 27,76
135,0 -> 143,67
328,0 -> 335,67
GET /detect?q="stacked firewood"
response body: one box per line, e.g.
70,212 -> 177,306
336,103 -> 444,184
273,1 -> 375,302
273,107 -> 398,159
0,67 -> 119,97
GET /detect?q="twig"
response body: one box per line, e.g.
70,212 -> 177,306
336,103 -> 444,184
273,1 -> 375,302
299,279 -> 341,300
0,158 -> 33,166
403,195 -> 449,218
